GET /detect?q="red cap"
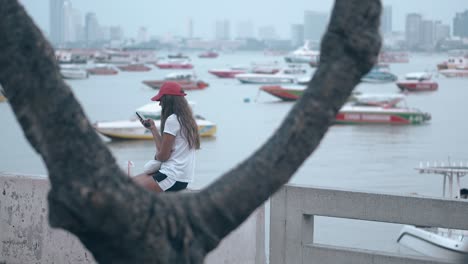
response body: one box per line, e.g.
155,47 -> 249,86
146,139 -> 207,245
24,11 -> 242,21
151,82 -> 187,101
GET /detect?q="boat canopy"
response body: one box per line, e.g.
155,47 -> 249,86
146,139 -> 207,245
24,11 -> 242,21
405,72 -> 431,80
353,94 -> 405,107
165,72 -> 196,80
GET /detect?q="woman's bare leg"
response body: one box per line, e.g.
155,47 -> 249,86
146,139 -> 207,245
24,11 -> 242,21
133,173 -> 163,192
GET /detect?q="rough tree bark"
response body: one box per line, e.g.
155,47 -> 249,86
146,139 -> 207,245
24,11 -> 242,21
0,0 -> 381,263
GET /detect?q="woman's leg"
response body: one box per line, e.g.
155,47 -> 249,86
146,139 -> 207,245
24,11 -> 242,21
133,173 -> 163,192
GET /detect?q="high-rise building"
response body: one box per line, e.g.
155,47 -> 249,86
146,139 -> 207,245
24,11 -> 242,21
381,5 -> 393,35
405,13 -> 422,49
291,24 -> 304,48
50,0 -> 67,45
187,18 -> 194,39
420,20 -> 435,49
453,10 -> 468,38
304,10 -> 328,43
85,12 -> 100,46
215,20 -> 230,40
236,20 -> 254,39
110,26 -> 124,41
434,21 -> 450,42
136,27 -> 148,43
258,26 -> 277,40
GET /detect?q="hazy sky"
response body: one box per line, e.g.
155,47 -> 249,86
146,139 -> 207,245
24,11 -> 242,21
18,0 -> 468,39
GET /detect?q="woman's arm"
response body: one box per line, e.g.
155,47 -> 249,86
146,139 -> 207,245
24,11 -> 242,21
156,133 -> 175,162
146,118 -> 176,162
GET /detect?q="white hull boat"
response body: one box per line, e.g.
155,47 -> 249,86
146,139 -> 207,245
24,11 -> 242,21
94,118 -> 217,140
60,65 -> 89,79
236,73 -> 296,84
397,164 -> 468,263
398,226 -> 468,263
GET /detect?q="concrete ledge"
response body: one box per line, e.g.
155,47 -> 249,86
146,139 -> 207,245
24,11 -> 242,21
0,173 -> 265,264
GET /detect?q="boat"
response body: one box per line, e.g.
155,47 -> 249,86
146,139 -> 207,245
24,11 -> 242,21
94,118 -> 216,140
135,101 -> 196,120
59,65 -> 89,79
142,72 -> 209,90
198,50 -> 219,58
361,67 -> 398,83
208,67 -> 248,78
87,64 -> 119,75
284,41 -> 320,65
250,62 -> 281,74
155,59 -> 193,69
378,52 -> 409,63
168,53 -> 190,59
117,63 -> 152,72
235,71 -> 298,84
437,57 -> 468,70
439,69 -> 468,78
397,163 -> 468,263
396,72 -> 438,92
335,94 -> 431,125
260,85 -> 305,101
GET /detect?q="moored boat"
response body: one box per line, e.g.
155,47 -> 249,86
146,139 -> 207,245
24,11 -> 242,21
155,59 -> 193,69
235,72 -> 297,84
87,64 -> 119,75
439,69 -> 468,78
60,65 -> 89,79
397,164 -> 468,263
94,117 -> 217,140
198,50 -> 219,58
260,85 -> 305,101
437,56 -> 468,70
378,51 -> 409,63
117,63 -> 152,72
335,94 -> 431,125
284,41 -> 320,65
142,72 -> 208,90
396,72 -> 438,92
208,67 -> 248,78
361,68 -> 398,83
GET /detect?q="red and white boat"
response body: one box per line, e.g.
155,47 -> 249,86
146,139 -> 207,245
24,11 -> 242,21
198,51 -> 219,58
143,72 -> 208,90
208,68 -> 247,78
335,94 -> 431,125
439,69 -> 468,78
87,64 -> 119,75
396,72 -> 438,92
155,59 -> 193,69
117,63 -> 152,72
437,56 -> 468,70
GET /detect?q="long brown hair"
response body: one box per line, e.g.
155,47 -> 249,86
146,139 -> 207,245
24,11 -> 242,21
160,95 -> 200,149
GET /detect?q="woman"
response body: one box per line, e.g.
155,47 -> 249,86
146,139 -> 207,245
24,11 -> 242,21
134,81 -> 200,192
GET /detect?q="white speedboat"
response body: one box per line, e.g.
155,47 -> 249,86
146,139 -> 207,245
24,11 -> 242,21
235,72 -> 297,84
284,41 -> 320,65
59,65 -> 89,79
397,164 -> 468,263
94,118 -> 217,140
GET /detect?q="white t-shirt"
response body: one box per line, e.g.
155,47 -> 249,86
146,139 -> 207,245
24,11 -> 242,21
159,114 -> 196,182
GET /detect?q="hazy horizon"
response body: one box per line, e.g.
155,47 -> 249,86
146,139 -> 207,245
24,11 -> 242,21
18,0 -> 468,39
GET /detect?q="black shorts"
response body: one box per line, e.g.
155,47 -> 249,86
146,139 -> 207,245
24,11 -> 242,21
152,171 -> 188,192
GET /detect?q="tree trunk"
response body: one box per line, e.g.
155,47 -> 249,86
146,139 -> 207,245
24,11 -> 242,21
0,0 -> 381,263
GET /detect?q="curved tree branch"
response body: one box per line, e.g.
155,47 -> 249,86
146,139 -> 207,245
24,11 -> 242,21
0,0 -> 381,263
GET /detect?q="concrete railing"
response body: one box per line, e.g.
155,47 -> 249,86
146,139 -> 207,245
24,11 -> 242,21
0,173 -> 265,264
269,185 -> 468,264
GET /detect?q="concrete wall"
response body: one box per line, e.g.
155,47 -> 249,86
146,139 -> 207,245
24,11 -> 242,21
0,173 -> 265,264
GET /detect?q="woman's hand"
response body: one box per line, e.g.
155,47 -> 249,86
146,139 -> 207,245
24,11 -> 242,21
146,119 -> 156,130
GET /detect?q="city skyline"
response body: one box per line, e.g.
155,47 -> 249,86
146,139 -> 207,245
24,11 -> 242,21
19,0 -> 468,39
